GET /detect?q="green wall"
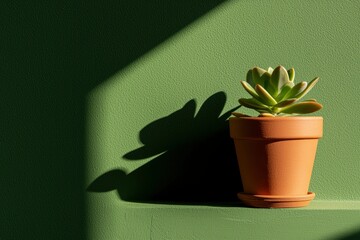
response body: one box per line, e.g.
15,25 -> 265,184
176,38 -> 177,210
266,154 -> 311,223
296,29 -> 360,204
2,0 -> 360,239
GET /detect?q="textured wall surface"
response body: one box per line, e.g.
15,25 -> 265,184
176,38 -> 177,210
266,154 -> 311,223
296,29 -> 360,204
86,0 -> 360,239
87,0 -> 360,200
2,0 -> 360,239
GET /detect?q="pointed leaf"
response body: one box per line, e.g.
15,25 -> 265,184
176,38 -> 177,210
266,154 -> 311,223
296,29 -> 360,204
266,80 -> 277,96
270,66 -> 290,95
246,69 -> 255,87
267,67 -> 274,74
241,81 -> 262,102
260,72 -> 271,89
259,113 -> 275,117
276,82 -> 294,101
274,98 -> 297,108
252,67 -> 267,86
288,68 -> 295,82
238,98 -> 269,110
232,112 -> 250,118
255,84 -> 278,106
294,77 -> 320,101
279,101 -> 323,114
283,81 -> 307,99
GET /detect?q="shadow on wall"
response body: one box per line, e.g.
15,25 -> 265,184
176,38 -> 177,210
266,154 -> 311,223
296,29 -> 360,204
1,1 -> 228,239
339,229 -> 360,240
88,92 -> 243,204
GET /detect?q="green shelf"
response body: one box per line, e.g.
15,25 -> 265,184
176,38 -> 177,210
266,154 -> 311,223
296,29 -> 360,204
88,196 -> 360,240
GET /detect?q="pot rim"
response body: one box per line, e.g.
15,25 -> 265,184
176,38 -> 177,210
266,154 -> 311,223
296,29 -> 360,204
229,116 -> 323,140
229,116 -> 323,121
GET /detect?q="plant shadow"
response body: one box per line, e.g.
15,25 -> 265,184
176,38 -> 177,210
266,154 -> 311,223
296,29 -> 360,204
88,91 -> 243,206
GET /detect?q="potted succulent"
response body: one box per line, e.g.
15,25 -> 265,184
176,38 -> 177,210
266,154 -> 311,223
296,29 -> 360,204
230,66 -> 323,208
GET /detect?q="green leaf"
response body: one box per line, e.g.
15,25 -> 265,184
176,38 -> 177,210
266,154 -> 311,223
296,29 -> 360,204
259,113 -> 275,117
255,84 -> 278,106
276,82 -> 295,101
252,67 -> 267,86
257,109 -> 270,113
261,72 -> 271,89
274,98 -> 297,108
258,113 -> 275,117
294,77 -> 320,101
288,68 -> 295,82
278,101 -> 323,114
270,66 -> 290,96
283,81 -> 307,99
238,98 -> 269,110
246,69 -> 255,87
232,112 -> 250,118
240,81 -> 263,102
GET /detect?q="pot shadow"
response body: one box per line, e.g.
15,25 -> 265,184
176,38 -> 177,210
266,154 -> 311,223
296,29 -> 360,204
87,91 -> 244,206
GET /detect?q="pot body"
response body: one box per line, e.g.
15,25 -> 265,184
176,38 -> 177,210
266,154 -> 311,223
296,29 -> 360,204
230,117 -> 323,196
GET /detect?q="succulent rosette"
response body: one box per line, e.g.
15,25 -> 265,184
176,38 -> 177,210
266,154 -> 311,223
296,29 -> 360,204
235,66 -> 322,117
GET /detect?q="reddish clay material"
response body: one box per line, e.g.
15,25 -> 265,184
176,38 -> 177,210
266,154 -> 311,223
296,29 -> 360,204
237,192 -> 315,208
230,117 -> 323,208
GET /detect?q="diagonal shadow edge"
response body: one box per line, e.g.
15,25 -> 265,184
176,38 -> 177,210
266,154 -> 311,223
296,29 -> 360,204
2,1 -> 231,239
79,0 -> 231,91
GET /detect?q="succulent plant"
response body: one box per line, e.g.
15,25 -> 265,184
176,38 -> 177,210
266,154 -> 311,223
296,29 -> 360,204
234,66 -> 323,117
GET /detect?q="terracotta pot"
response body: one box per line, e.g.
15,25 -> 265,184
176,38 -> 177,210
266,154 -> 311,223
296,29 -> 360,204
229,116 -> 323,208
